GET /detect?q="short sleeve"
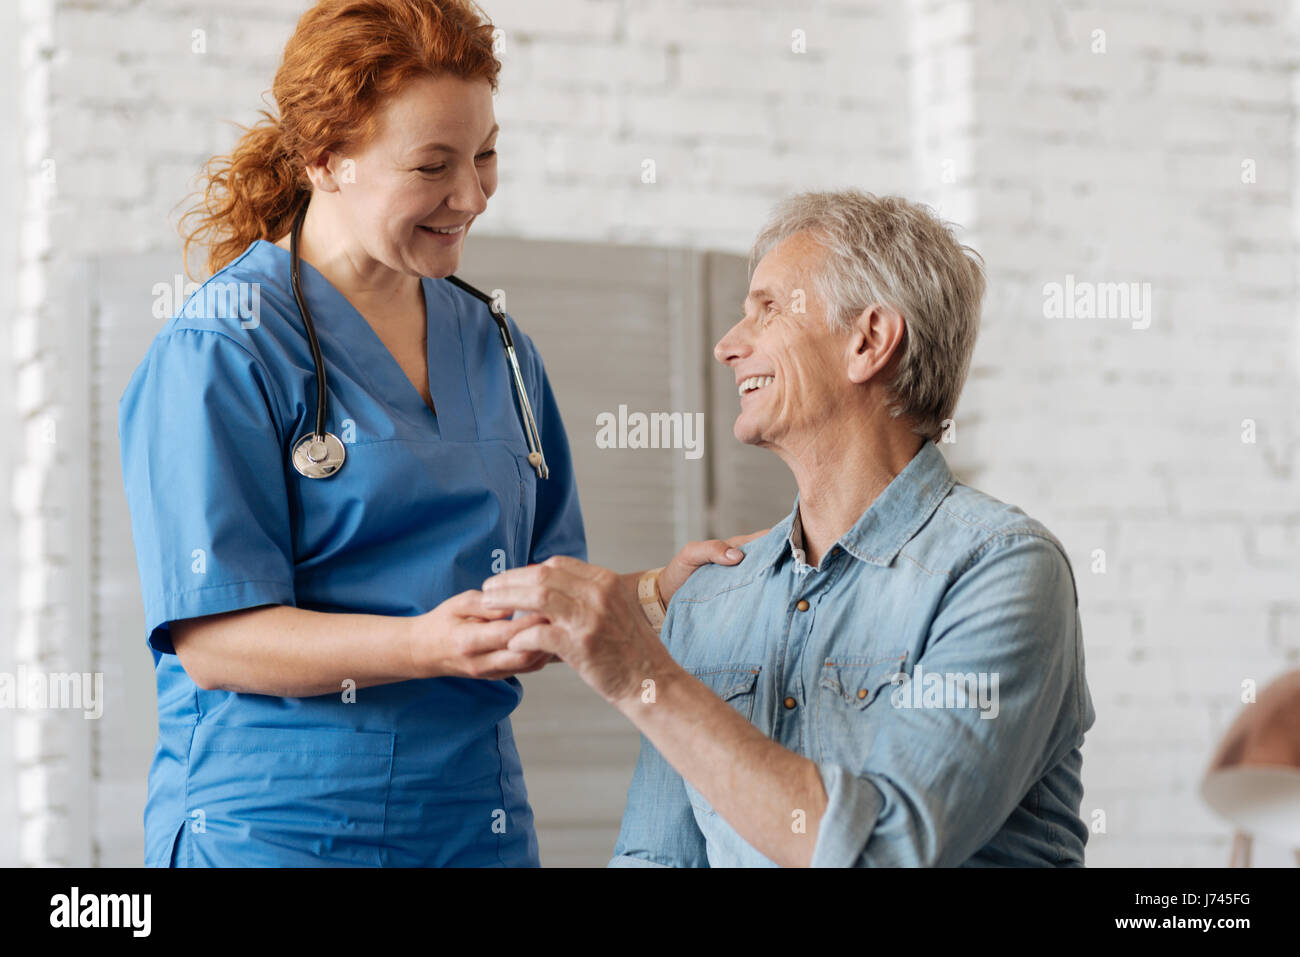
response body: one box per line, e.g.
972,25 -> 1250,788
518,329 -> 587,564
118,329 -> 296,655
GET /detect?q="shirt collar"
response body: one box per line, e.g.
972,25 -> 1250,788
748,440 -> 956,573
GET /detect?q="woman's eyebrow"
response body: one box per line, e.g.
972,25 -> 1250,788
412,124 -> 500,154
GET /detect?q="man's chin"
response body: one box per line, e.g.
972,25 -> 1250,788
733,420 -> 763,447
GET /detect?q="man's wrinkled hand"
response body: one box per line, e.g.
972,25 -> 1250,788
481,556 -> 667,705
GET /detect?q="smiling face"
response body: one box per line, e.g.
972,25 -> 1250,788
714,231 -> 855,451
323,72 -> 499,279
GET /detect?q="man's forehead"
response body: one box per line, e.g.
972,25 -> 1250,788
747,235 -> 823,302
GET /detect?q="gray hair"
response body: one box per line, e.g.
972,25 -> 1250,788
750,190 -> 985,442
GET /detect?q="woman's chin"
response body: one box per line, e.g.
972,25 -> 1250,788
414,247 -> 463,279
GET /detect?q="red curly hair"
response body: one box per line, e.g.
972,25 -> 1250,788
180,0 -> 501,279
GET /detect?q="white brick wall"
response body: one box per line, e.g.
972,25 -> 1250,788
942,0 -> 1300,867
0,0 -> 22,871
4,0 -> 1297,866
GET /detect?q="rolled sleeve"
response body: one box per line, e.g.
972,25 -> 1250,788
608,730 -> 709,868
810,533 -> 1085,867
609,598 -> 710,868
608,854 -> 671,868
809,763 -> 886,867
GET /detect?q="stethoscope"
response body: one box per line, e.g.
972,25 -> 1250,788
287,205 -> 549,481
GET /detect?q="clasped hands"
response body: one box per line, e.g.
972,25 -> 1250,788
477,533 -> 762,702
483,556 -> 661,705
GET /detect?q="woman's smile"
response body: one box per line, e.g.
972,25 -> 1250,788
417,220 -> 469,245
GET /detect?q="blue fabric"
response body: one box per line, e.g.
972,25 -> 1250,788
611,440 -> 1095,867
119,240 -> 586,867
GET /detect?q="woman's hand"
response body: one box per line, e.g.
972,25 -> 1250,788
657,528 -> 771,604
482,557 -> 664,706
408,589 -> 553,680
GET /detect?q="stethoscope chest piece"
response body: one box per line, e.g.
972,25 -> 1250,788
292,431 -> 347,479
284,205 -> 549,482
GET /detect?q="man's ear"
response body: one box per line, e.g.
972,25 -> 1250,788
846,303 -> 906,385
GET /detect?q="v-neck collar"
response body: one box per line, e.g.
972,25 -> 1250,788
252,240 -> 478,442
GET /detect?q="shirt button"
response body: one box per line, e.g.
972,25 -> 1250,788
783,696 -> 797,710
796,599 -> 810,611
857,688 -> 869,700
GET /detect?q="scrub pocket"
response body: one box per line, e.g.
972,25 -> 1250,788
504,446 -> 539,563
182,724 -> 395,867
815,652 -> 908,768
164,818 -> 187,867
681,664 -> 762,817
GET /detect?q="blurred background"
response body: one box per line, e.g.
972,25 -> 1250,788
1,0 -> 1297,866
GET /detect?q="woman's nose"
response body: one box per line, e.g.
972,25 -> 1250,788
449,164 -> 489,215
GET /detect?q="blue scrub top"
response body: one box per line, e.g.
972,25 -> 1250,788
118,239 -> 587,867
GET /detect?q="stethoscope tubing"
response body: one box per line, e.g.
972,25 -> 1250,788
444,276 -> 549,480
287,205 -> 549,480
290,205 -> 331,442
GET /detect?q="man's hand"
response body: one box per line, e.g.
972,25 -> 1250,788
658,528 -> 770,604
481,556 -> 667,706
482,553 -> 828,868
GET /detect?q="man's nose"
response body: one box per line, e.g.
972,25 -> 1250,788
714,318 -> 752,366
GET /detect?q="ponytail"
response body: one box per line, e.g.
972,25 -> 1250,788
180,113 -> 307,280
177,0 -> 502,281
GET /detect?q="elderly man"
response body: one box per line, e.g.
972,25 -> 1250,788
483,189 -> 1095,867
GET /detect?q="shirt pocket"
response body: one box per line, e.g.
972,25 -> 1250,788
816,652 -> 908,767
688,664 -> 761,719
680,664 -> 762,817
184,724 -> 394,866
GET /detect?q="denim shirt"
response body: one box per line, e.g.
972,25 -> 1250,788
610,440 -> 1095,867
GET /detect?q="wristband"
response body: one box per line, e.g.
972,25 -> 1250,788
637,566 -> 667,629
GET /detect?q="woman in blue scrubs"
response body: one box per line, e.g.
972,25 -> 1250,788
119,0 -> 747,867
